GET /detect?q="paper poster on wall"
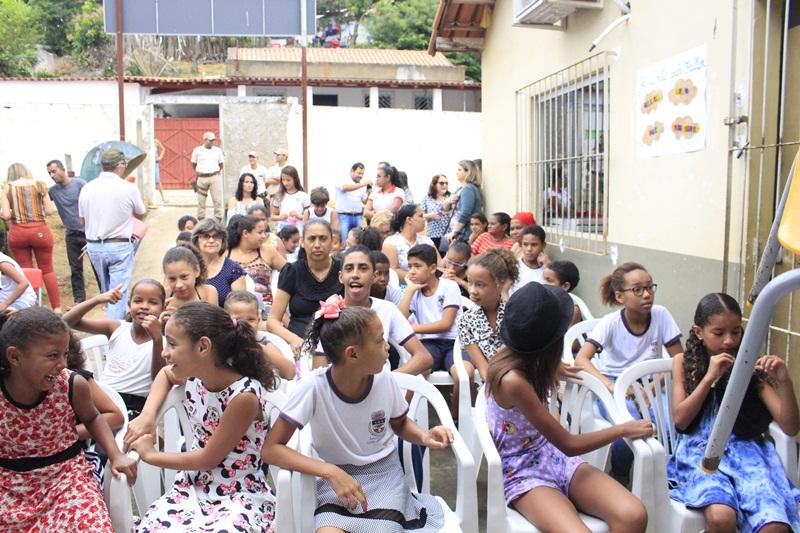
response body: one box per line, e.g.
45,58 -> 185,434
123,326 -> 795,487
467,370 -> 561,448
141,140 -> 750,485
636,45 -> 707,157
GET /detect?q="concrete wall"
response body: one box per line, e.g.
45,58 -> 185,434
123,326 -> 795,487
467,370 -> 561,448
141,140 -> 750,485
482,0 -> 746,260
479,0 -> 753,329
0,80 -> 154,203
300,105 -> 482,200
228,60 -> 465,83
219,101 -> 293,199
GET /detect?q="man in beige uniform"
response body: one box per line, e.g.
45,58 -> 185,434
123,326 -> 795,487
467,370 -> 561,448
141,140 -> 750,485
191,131 -> 224,221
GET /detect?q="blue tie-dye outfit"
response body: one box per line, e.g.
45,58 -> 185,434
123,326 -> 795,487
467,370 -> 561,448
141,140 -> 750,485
667,376 -> 800,532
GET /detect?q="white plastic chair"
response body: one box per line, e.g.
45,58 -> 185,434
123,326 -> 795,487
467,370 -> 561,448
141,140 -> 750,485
80,334 -> 109,380
111,385 -> 295,533
292,373 -> 478,533
472,371 -> 653,533
461,295 -> 476,311
562,318 -> 600,365
613,359 -> 706,533
570,293 -> 595,320
615,359 -> 800,533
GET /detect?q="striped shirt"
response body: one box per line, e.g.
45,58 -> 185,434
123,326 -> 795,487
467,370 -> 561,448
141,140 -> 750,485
470,232 -> 515,256
8,181 -> 48,224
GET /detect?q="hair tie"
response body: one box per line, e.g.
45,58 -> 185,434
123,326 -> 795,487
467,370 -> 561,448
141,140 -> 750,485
314,294 -> 346,320
231,318 -> 237,328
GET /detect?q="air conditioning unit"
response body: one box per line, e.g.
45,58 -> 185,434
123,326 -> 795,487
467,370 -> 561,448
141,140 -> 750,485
513,0 -> 603,27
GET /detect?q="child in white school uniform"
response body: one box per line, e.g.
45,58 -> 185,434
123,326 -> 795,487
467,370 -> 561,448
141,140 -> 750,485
575,261 -> 683,484
262,297 -> 452,533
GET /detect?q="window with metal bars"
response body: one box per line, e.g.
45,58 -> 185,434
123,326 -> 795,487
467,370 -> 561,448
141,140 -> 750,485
414,95 -> 432,110
516,53 -> 610,254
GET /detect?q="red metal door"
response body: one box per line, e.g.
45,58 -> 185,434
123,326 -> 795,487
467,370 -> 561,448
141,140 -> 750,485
155,118 -> 220,189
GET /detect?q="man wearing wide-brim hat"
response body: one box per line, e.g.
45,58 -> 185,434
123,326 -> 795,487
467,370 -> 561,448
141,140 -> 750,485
190,131 -> 224,221
78,148 -> 146,319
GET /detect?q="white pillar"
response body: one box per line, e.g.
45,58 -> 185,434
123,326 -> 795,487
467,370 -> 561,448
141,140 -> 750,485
307,85 -> 314,106
433,88 -> 443,111
237,84 -> 247,97
369,86 -> 379,109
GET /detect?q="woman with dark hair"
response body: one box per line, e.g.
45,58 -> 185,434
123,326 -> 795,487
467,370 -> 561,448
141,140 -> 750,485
421,174 -> 452,249
191,218 -> 246,305
270,165 -> 309,232
267,219 -> 343,355
227,215 -> 286,317
364,163 -> 404,222
382,203 -> 436,284
226,173 -> 264,223
396,170 -> 414,204
442,159 -> 483,252
471,212 -> 514,255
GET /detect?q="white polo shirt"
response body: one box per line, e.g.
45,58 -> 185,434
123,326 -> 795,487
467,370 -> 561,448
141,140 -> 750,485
78,172 -> 146,240
588,305 -> 682,378
335,177 -> 367,214
280,366 -> 409,465
191,145 -> 224,174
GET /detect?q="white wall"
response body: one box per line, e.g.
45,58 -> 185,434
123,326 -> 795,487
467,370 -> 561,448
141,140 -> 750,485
480,0 -> 747,261
0,81 -> 150,189
299,105 -> 482,200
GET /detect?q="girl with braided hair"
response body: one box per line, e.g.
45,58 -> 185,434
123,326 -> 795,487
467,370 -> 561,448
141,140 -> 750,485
669,293 -> 799,533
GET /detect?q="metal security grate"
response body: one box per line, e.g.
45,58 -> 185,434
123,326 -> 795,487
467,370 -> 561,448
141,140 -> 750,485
415,95 -> 433,110
516,52 -> 610,254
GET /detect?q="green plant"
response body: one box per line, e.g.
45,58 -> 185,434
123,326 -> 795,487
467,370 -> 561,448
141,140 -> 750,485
0,0 -> 41,76
68,1 -> 111,67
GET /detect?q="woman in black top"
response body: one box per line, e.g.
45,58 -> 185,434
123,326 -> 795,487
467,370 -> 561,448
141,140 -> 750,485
267,219 -> 343,355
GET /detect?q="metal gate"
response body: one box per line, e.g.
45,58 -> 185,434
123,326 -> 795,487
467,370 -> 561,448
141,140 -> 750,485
155,117 -> 220,189
734,0 -> 800,378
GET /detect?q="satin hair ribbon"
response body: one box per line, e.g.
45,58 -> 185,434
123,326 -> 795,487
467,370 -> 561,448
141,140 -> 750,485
314,294 -> 346,320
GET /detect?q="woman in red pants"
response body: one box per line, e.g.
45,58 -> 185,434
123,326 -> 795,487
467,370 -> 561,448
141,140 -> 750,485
2,163 -> 61,314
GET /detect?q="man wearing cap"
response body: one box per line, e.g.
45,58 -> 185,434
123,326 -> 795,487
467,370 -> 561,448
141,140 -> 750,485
47,159 -> 89,303
191,132 -> 224,221
266,148 -> 288,199
240,151 -> 270,200
78,148 -> 147,319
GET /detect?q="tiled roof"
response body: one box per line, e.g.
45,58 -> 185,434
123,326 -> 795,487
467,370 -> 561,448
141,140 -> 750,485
428,0 -> 493,54
0,75 -> 480,90
228,47 -> 455,67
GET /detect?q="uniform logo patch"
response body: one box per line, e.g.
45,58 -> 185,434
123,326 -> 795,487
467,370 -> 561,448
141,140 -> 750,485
368,409 -> 387,438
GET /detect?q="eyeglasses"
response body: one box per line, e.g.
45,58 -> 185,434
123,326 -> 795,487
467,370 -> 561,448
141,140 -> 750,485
438,181 -> 448,185
446,257 -> 466,269
198,233 -> 222,241
618,284 -> 658,297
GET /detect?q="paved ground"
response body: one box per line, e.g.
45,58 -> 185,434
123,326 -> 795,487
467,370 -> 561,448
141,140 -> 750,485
133,191 -> 490,532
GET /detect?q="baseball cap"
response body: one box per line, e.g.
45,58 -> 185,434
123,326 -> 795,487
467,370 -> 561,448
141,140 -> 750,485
203,131 -> 216,141
274,148 -> 288,156
248,150 -> 258,157
100,148 -> 125,167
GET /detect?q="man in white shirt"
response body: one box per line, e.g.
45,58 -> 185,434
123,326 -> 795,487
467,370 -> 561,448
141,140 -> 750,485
190,131 -> 224,221
239,150 -> 271,199
266,148 -> 288,199
335,162 -> 372,242
78,148 -> 147,319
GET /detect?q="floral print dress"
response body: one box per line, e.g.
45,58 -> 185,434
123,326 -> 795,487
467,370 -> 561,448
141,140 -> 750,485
0,369 -> 113,532
136,377 -> 276,533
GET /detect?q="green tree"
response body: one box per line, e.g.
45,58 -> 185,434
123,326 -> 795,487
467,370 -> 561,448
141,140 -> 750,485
317,0 -> 379,46
446,51 -> 481,82
68,1 -> 111,67
0,0 -> 41,76
28,0 -> 86,56
363,0 -> 437,50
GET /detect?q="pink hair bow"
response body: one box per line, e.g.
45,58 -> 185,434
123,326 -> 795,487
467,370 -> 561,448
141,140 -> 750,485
315,294 -> 346,320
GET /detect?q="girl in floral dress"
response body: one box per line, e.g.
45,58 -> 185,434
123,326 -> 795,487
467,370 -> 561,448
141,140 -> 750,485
128,302 -> 279,532
0,307 -> 136,532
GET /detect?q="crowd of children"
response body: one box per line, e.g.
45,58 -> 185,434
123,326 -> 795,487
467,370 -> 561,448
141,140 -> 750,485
0,159 -> 798,533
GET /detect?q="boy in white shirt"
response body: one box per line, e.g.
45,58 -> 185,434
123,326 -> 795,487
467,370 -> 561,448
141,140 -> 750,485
510,225 -> 549,295
399,244 -> 465,416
